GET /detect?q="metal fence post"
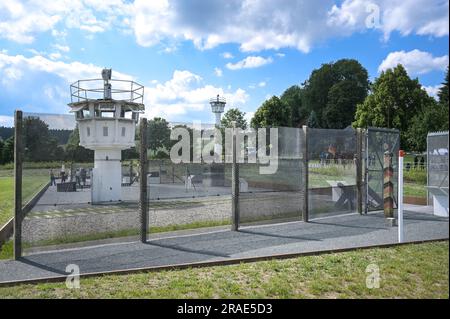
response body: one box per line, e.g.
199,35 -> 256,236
302,125 -> 309,222
14,110 -> 23,260
356,128 -> 363,214
139,118 -> 148,242
231,122 -> 239,231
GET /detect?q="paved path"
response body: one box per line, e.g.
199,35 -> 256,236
0,205 -> 448,284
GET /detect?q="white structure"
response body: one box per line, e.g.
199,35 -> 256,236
68,69 -> 144,203
210,94 -> 226,127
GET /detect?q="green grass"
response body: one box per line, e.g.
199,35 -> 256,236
404,183 -> 427,198
0,174 -> 48,228
0,241 -> 447,298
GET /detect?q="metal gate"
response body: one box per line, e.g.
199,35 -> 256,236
365,127 -> 400,212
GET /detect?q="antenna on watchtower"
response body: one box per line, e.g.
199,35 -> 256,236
102,68 -> 112,99
209,94 -> 226,127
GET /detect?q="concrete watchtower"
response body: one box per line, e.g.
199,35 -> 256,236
210,94 -> 226,127
68,69 -> 145,203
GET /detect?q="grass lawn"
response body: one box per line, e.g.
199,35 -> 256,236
0,174 -> 49,228
0,241 -> 447,299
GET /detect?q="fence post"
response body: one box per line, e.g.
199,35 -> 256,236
398,150 -> 405,242
383,151 -> 394,219
302,125 -> 309,222
356,128 -> 363,214
231,122 -> 239,231
14,110 -> 23,260
139,118 -> 148,243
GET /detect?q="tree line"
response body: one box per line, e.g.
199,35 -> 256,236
246,60 -> 448,152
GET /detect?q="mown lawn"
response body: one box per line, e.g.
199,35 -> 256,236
0,174 -> 48,228
0,241 -> 447,299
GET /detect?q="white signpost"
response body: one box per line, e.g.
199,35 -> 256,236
398,150 -> 405,243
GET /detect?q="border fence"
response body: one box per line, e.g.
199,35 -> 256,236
8,110 -> 401,259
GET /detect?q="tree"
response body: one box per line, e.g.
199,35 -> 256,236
438,66 -> 449,107
405,68 -> 449,151
405,102 -> 448,151
65,126 -> 94,162
303,59 -> 369,128
221,108 -> 248,129
0,139 -> 4,164
353,64 -> 436,150
306,110 -> 319,128
280,85 -> 307,127
148,117 -> 171,154
23,116 -> 64,162
250,96 -> 290,128
1,136 -> 14,164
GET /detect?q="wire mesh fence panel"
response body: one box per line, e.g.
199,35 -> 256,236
21,113 -> 141,254
238,127 -> 304,226
366,128 -> 400,212
427,132 -> 449,205
308,127 -> 357,219
147,124 -> 232,237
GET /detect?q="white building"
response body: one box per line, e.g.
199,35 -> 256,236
68,69 -> 145,203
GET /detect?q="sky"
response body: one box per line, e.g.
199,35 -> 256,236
0,0 -> 448,128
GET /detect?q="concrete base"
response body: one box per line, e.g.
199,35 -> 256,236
433,195 -> 449,217
385,217 -> 397,227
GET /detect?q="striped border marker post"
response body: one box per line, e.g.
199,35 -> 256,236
383,150 -> 394,219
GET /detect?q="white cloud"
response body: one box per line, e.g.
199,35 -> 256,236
1,1 -> 447,53
214,67 -> 223,77
275,53 -> 286,58
0,116 -> 14,127
49,52 -> 62,60
378,49 -> 449,75
258,81 -> 266,87
52,44 -> 70,52
328,0 -> 449,41
226,56 -> 273,70
0,0 -> 132,44
221,52 -> 234,59
0,52 -> 133,84
144,70 -> 248,121
423,84 -> 442,98
132,0 -> 449,53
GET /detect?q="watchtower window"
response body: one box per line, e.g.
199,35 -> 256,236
87,127 -> 91,137
103,127 -> 108,136
121,127 -> 126,137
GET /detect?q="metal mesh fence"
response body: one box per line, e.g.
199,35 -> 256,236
365,128 -> 400,212
146,124 -> 231,238
238,127 -> 304,226
308,127 -> 357,219
21,113 -> 141,254
427,132 -> 449,205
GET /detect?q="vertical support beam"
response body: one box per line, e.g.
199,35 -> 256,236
14,110 -> 23,260
383,151 -> 394,218
364,129 -> 369,214
356,128 -> 363,214
302,125 -> 309,222
139,118 -> 148,243
426,134 -> 430,206
231,122 -> 239,231
398,150 -> 405,242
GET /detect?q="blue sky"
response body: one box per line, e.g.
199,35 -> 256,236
0,0 -> 448,128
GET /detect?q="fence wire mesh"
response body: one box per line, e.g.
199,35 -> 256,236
238,127 -> 304,226
21,112 -> 141,254
308,127 -> 358,219
427,132 -> 449,204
